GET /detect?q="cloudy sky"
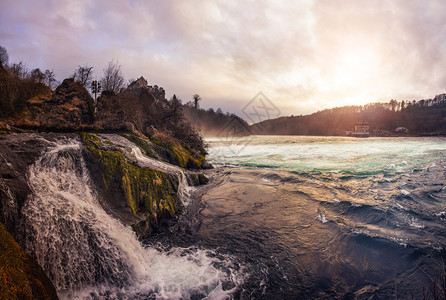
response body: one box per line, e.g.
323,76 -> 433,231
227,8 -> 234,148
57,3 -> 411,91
2,0 -> 446,116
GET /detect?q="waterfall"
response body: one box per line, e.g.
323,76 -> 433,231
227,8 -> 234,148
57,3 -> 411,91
20,138 -> 241,299
0,152 -> 19,230
129,143 -> 192,206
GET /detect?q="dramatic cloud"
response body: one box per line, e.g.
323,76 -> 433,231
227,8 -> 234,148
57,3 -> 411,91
1,0 -> 446,116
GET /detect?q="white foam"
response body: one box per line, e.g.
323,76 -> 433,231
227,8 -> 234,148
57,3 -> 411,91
435,211 -> 446,219
316,210 -> 329,223
396,203 -> 408,211
400,189 -> 410,196
405,215 -> 425,229
22,139 -> 243,298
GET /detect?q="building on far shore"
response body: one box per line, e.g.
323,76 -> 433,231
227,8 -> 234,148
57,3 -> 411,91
395,127 -> 408,134
345,121 -> 370,137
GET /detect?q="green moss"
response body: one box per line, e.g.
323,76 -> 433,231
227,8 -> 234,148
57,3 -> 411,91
120,133 -> 159,160
0,221 -> 33,299
104,140 -> 113,145
172,147 -> 187,168
0,222 -> 58,299
80,133 -> 179,223
150,132 -> 206,169
120,132 -> 206,169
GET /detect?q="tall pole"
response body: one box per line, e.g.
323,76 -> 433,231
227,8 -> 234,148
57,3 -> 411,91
91,80 -> 101,114
91,80 -> 101,104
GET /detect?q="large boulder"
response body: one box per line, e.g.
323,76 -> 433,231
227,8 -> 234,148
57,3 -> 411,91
44,78 -> 95,129
2,77 -> 94,130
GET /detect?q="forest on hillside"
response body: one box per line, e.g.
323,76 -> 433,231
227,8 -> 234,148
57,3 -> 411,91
251,95 -> 446,136
182,102 -> 250,137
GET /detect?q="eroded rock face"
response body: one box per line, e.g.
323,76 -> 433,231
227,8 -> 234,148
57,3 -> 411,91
44,78 -> 95,128
127,76 -> 149,90
4,78 -> 95,130
0,134 -> 47,233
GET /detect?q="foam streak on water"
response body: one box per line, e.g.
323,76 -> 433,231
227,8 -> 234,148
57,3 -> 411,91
20,138 -> 241,299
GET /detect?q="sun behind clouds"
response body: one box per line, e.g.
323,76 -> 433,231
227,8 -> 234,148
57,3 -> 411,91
329,41 -> 381,90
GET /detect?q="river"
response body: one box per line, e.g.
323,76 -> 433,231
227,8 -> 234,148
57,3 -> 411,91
158,135 -> 446,299
20,135 -> 446,299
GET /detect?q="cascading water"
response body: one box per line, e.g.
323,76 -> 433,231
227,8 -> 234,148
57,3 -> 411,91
20,137 -> 242,299
99,133 -> 193,206
129,144 -> 192,207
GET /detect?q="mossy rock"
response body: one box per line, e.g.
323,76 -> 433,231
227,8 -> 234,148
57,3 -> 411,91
80,133 -> 179,234
0,221 -> 58,299
125,132 -> 207,169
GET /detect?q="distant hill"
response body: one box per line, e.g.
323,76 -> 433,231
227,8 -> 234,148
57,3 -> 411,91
250,95 -> 446,136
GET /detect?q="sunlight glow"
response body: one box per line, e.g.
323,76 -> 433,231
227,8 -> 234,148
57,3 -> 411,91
329,42 -> 381,90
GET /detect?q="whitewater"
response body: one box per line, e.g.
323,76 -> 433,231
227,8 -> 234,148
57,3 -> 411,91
17,134 -> 446,299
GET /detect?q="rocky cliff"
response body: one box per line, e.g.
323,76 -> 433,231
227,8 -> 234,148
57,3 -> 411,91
0,131 -> 209,296
0,66 -> 212,297
3,78 -> 94,130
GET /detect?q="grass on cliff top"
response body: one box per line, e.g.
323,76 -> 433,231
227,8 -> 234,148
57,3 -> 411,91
80,132 -> 179,222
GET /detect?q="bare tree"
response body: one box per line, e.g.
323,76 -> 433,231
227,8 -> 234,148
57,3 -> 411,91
193,94 -> 201,110
44,69 -> 58,89
73,64 -> 93,87
127,78 -> 136,87
9,62 -> 29,79
101,60 -> 125,93
30,68 -> 45,83
0,46 -> 8,67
